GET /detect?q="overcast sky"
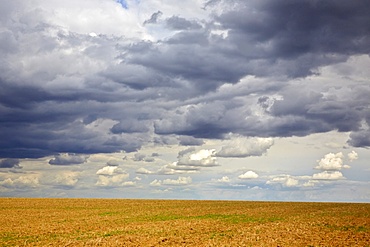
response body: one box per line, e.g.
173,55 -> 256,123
0,0 -> 369,202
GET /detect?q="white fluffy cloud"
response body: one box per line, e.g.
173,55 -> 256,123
266,175 -> 299,188
95,173 -> 130,187
96,166 -> 124,176
284,177 -> 299,187
312,171 -> 344,180
266,150 -> 356,189
315,152 -> 350,171
156,162 -> 199,175
163,176 -> 192,185
0,175 -> 39,189
121,181 -> 136,187
150,179 -> 162,187
136,167 -> 153,174
32,0 -> 146,39
238,171 -> 259,179
178,149 -> 218,167
155,148 -> 218,175
217,137 -> 274,158
217,176 -> 231,183
95,165 -> 130,187
53,172 -> 79,187
348,151 -> 359,162
150,176 -> 192,186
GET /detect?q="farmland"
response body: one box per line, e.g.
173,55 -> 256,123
0,198 -> 369,246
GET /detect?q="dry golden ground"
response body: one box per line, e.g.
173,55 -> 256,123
0,198 -> 369,246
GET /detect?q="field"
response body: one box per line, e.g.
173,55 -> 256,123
0,198 -> 369,246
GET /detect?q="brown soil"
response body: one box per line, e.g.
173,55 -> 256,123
0,198 -> 369,246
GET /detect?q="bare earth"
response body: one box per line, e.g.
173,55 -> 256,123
0,198 -> 369,246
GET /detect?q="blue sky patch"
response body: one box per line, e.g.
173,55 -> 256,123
116,0 -> 128,9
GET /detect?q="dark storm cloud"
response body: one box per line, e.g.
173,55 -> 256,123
0,84 -> 51,109
0,15 -> 159,158
110,120 -> 150,134
0,0 -> 370,159
125,41 -> 246,92
270,84 -> 369,134
0,100 -> 147,158
150,0 -> 370,141
154,79 -> 370,140
125,0 -> 370,91
348,131 -> 370,147
216,0 -> 370,56
233,1 -> 369,73
178,136 -> 204,146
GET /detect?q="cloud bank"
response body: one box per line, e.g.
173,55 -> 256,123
0,0 -> 369,159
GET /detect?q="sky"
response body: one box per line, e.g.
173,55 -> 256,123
0,0 -> 369,202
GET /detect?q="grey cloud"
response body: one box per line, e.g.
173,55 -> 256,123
178,147 -> 196,158
217,0 -> 370,56
211,0 -> 370,77
106,160 -> 120,166
178,136 -> 204,146
145,157 -> 155,163
177,149 -> 218,167
217,137 -> 274,158
133,153 -> 146,162
156,164 -> 198,175
153,135 -> 179,146
0,84 -> 52,109
127,0 -> 370,95
153,80 -> 369,141
49,153 -> 89,165
270,84 -> 369,135
126,40 -> 248,92
0,159 -> 21,168
257,96 -> 272,111
0,30 -> 18,54
165,16 -> 202,30
0,115 -> 144,158
270,90 -> 323,117
143,11 -> 163,25
348,130 -> 370,147
111,120 -> 150,134
202,0 -> 221,9
167,30 -> 209,45
306,101 -> 362,132
102,63 -> 176,90
154,98 -> 253,139
133,153 -> 155,163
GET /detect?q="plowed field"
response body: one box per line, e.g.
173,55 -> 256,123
0,198 -> 369,246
